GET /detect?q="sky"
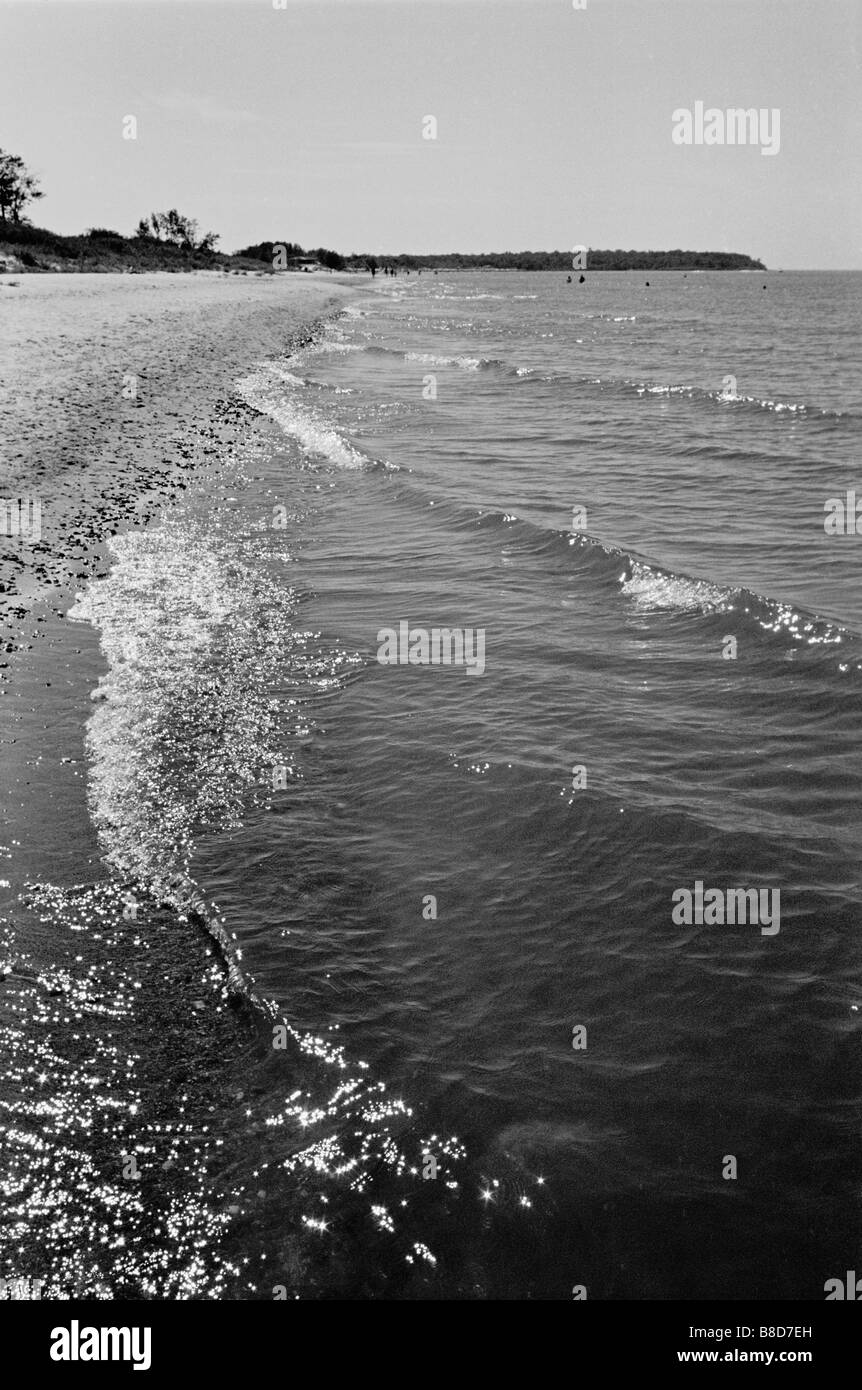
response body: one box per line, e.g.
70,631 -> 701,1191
1,0 -> 860,268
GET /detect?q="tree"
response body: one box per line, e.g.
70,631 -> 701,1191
316,247 -> 345,270
0,149 -> 44,225
159,209 -> 192,247
234,240 -> 303,263
140,209 -> 218,252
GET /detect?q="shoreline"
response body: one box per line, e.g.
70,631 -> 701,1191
0,273 -> 355,661
0,276 -> 357,1298
2,273 -> 468,1302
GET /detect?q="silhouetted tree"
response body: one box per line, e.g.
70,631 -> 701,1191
140,209 -> 217,251
0,149 -> 44,225
315,248 -> 345,270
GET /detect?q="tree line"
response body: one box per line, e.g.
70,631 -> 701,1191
349,249 -> 766,271
234,241 -> 346,270
231,245 -> 767,272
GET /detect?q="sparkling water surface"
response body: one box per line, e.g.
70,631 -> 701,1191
2,270 -> 860,1299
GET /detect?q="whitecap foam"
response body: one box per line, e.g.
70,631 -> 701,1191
715,391 -> 809,413
237,370 -> 372,468
404,351 -> 484,370
631,379 -> 820,414
67,513 -> 310,903
300,337 -> 366,359
635,382 -> 692,398
621,559 -> 849,647
433,292 -> 507,301
621,561 -> 731,615
264,364 -> 307,388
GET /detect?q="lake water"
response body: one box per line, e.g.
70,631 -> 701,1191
2,268 -> 860,1299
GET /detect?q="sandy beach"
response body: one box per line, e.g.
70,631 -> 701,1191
0,271 -> 353,653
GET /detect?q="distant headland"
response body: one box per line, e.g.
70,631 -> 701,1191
236,245 -> 767,273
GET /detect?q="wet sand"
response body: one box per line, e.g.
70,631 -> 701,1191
0,271 -> 353,653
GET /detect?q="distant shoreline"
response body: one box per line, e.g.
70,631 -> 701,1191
0,220 -> 767,275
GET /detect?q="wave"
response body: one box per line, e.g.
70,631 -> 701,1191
262,362 -> 355,395
63,475 -> 427,1059
245,322 -> 857,647
514,366 -> 571,381
67,510 -> 306,931
264,364 -> 307,387
620,561 -> 732,615
428,291 -> 510,301
630,379 -> 843,416
301,337 -> 366,357
310,314 -> 848,421
54,442 -> 531,1296
302,336 -> 540,380
322,309 -> 846,419
282,336 -> 510,376
404,350 -> 502,371
573,530 -> 852,644
505,367 -> 848,418
237,368 -> 378,469
382,481 -> 858,649
506,365 -> 844,417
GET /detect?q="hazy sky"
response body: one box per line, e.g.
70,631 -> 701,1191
2,0 -> 860,267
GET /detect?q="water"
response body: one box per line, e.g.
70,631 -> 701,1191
2,269 -> 860,1300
